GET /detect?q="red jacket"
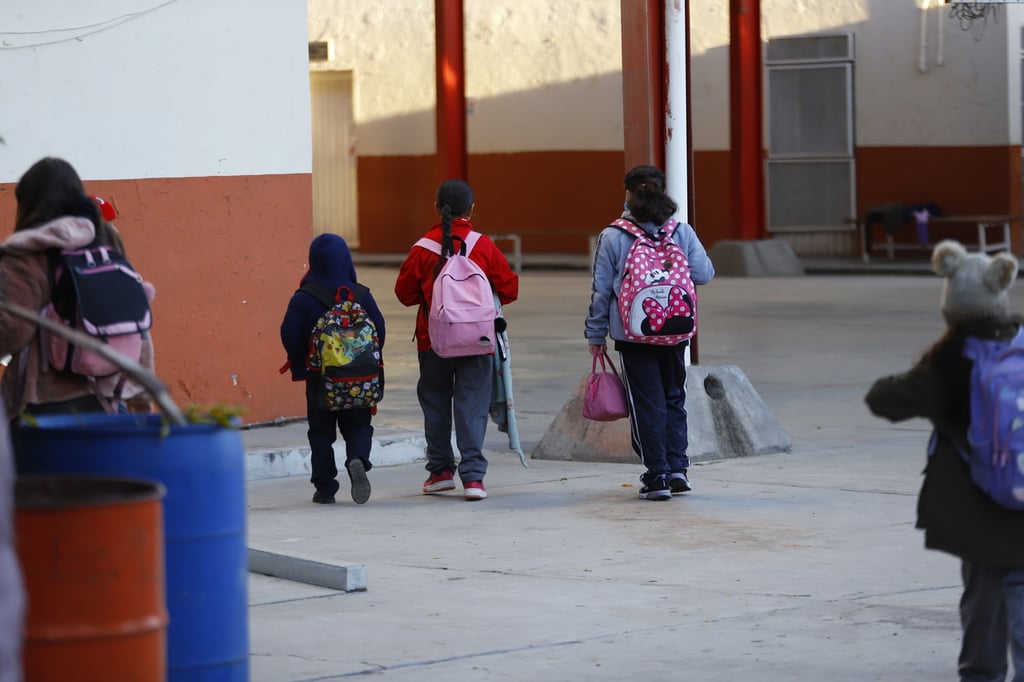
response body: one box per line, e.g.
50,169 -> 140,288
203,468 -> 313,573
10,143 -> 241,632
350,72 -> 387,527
395,219 -> 519,352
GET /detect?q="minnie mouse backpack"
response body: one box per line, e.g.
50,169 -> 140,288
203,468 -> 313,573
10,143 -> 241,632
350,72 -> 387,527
613,218 -> 697,345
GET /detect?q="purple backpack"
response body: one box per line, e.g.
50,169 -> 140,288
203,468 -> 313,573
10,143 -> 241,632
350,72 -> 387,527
961,329 -> 1024,510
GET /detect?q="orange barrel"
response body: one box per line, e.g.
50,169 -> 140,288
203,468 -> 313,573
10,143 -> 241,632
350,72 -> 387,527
15,476 -> 167,682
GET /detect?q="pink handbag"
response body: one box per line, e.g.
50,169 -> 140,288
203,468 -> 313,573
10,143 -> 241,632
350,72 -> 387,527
582,347 -> 629,422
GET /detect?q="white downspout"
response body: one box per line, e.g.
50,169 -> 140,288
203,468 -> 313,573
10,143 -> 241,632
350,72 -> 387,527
665,0 -> 688,224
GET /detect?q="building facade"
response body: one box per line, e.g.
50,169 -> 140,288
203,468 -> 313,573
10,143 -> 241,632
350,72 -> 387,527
0,0 -> 313,422
309,0 -> 1023,258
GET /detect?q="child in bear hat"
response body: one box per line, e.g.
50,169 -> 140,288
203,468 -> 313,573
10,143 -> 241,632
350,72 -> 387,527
866,240 -> 1024,682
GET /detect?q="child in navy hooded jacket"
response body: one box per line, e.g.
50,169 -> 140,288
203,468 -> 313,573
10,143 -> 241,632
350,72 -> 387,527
280,234 -> 386,505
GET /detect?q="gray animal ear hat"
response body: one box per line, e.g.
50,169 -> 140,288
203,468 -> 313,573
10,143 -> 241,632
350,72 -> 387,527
931,239 -> 1018,326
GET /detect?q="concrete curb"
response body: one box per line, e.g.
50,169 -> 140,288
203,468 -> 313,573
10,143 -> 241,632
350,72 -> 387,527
245,429 -> 427,481
248,548 -> 367,592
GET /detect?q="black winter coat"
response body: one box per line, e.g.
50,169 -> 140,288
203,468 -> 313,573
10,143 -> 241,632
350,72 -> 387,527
865,318 -> 1024,568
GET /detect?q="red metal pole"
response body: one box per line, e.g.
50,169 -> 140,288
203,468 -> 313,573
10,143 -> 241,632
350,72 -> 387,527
620,0 -> 665,171
435,0 -> 467,181
729,0 -> 765,240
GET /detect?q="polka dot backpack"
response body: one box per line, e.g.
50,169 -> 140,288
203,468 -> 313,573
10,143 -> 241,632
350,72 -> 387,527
612,218 -> 697,345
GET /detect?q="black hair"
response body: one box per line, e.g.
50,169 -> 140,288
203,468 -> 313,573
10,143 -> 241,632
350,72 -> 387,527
624,164 -> 678,226
14,157 -> 123,252
433,178 -> 474,276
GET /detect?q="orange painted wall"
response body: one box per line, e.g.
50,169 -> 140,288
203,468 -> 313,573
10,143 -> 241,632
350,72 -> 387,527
358,151 -> 625,254
355,145 -> 1020,258
357,149 -> 737,255
0,173 -> 314,423
856,146 -> 1022,254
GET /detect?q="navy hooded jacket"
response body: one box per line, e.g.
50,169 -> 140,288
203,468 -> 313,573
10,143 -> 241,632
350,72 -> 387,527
280,234 -> 386,381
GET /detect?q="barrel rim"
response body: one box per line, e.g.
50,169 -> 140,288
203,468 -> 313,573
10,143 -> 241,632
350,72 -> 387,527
15,475 -> 166,509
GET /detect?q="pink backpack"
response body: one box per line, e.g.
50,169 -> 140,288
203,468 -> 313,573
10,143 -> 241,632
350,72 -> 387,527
43,244 -> 153,378
414,232 -> 498,357
613,218 -> 697,345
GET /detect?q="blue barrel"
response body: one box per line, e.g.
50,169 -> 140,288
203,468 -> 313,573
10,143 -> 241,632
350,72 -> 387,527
15,413 -> 248,682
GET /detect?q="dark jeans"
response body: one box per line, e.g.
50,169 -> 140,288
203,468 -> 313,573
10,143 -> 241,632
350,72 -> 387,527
959,560 -> 1024,682
616,343 -> 689,478
305,378 -> 373,492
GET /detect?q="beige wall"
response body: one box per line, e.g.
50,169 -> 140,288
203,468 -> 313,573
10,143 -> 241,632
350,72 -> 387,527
309,0 -> 624,155
312,1 -> 1022,259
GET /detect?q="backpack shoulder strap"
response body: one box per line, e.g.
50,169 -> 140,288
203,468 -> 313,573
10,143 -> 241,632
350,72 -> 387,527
610,218 -> 645,239
462,231 -> 482,256
414,237 -> 442,255
299,282 -> 336,309
301,282 -> 371,308
414,231 -> 483,257
346,283 -> 370,304
660,219 -> 681,239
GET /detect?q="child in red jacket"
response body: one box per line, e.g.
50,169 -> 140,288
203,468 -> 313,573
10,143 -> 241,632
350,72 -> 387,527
394,179 -> 518,501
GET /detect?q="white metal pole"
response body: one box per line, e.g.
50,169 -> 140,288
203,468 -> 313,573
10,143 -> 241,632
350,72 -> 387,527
665,0 -> 689,224
665,0 -> 692,365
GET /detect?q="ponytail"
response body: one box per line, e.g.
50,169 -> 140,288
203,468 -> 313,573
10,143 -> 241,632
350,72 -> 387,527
433,205 -> 455,277
432,179 -> 475,276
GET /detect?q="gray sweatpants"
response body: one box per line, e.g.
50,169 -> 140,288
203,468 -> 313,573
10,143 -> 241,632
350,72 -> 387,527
417,350 -> 492,483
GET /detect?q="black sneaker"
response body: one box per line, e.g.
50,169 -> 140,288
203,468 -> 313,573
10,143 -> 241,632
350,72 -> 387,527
638,474 -> 672,501
312,479 -> 340,504
347,459 -> 371,505
669,471 -> 691,495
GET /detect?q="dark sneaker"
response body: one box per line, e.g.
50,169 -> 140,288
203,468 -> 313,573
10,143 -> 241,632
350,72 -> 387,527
669,471 -> 691,495
347,459 -> 371,505
423,470 -> 456,494
638,475 -> 672,501
312,479 -> 340,504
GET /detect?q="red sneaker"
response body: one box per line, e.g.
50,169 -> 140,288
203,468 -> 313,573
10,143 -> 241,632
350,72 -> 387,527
463,480 -> 487,501
423,470 -> 456,494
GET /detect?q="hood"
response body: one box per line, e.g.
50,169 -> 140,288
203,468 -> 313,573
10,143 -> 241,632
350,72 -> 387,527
0,216 -> 96,254
305,233 -> 357,289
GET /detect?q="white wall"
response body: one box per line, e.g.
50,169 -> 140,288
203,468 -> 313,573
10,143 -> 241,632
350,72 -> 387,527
308,0 -> 623,155
0,0 -> 312,182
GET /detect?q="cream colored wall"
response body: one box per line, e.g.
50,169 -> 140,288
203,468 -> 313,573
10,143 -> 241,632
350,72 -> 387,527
309,1 -> 1020,154
308,0 -> 623,155
689,1 -> 733,150
757,0 -> 1012,147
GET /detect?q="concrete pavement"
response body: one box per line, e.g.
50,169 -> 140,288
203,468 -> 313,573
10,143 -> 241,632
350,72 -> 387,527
242,265 -> 981,681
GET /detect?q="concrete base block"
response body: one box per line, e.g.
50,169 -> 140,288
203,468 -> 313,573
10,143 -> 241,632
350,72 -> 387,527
245,428 -> 426,481
531,364 -> 791,464
709,239 -> 805,277
248,548 -> 367,592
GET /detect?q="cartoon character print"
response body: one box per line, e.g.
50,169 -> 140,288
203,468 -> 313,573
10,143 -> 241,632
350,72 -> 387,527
624,254 -> 695,339
614,218 -> 697,345
309,300 -> 383,410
